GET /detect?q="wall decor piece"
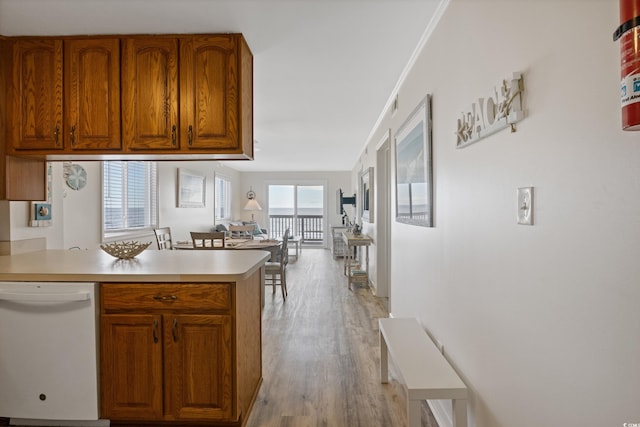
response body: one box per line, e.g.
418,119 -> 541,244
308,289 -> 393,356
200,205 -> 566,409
456,72 -> 525,148
246,187 -> 256,199
63,163 -> 87,191
29,202 -> 52,227
34,203 -> 52,220
359,167 -> 374,223
177,168 -> 206,208
395,95 -> 433,227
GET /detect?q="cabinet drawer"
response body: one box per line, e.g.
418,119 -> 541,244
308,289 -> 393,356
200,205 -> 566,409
101,283 -> 231,311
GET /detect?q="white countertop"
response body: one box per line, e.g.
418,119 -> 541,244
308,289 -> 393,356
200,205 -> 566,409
0,249 -> 270,283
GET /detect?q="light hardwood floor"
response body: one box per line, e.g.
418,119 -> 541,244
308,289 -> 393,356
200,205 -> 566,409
248,248 -> 438,427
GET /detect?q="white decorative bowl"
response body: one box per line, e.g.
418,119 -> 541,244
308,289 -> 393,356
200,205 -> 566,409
100,241 -> 151,259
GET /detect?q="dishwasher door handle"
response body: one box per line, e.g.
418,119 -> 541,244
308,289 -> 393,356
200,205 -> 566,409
0,291 -> 91,302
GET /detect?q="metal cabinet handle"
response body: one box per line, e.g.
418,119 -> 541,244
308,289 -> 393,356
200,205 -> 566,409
153,319 -> 159,344
70,125 -> 76,146
188,125 -> 193,146
54,125 -> 60,145
172,318 -> 179,342
171,125 -> 177,146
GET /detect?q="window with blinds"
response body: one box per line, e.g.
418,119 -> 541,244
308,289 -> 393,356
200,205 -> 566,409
214,174 -> 232,221
103,161 -> 158,236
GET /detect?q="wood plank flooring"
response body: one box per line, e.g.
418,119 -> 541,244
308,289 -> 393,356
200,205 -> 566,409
248,248 -> 438,427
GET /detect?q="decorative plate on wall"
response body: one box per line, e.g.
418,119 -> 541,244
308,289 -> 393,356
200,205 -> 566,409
64,164 -> 87,191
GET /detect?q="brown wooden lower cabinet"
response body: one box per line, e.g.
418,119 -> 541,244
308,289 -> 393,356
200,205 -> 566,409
100,277 -> 262,426
101,313 -> 164,420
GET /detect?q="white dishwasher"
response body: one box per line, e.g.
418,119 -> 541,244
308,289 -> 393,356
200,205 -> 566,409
0,282 -> 100,423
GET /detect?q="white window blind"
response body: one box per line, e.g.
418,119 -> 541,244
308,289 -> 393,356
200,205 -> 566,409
214,175 -> 231,221
103,161 -> 157,235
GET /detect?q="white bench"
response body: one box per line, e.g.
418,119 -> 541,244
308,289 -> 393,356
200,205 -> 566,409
379,318 -> 468,427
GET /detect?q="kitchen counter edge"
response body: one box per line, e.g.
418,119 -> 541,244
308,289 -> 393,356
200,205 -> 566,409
0,249 -> 270,283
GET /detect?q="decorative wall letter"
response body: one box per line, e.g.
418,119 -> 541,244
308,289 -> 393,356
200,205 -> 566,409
456,72 -> 525,148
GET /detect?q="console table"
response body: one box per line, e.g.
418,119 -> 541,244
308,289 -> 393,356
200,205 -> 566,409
341,232 -> 373,289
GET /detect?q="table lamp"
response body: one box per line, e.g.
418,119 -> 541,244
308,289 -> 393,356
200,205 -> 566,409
244,198 -> 262,221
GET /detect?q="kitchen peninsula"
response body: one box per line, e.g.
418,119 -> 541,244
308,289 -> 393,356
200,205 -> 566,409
0,249 -> 269,427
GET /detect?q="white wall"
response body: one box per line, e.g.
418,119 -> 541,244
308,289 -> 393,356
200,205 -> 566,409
156,162 -> 241,243
357,1 -> 640,426
62,162 -> 101,249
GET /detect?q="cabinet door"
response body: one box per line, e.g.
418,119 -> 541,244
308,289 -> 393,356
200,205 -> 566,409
2,156 -> 46,201
100,314 -> 164,420
122,38 -> 179,150
180,35 -> 239,150
64,38 -> 121,150
10,39 -> 63,150
164,314 -> 233,420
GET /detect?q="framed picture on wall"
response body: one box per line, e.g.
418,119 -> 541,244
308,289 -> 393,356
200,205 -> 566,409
394,94 -> 433,227
177,168 -> 206,208
359,167 -> 374,223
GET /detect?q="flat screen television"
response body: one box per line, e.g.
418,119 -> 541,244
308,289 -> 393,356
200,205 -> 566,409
336,188 -> 356,215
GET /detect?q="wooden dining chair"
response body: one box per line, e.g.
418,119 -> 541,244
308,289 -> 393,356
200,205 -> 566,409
154,227 -> 173,250
228,225 -> 255,240
265,228 -> 289,300
190,231 -> 226,249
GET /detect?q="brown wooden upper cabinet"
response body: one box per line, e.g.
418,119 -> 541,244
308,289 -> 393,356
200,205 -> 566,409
64,38 -> 121,151
180,35 -> 241,151
4,34 -> 253,159
122,38 -> 179,150
9,38 -> 121,153
9,39 -> 63,151
0,37 -> 46,201
123,34 -> 252,155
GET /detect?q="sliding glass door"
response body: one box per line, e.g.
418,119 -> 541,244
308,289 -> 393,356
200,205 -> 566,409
268,184 -> 324,244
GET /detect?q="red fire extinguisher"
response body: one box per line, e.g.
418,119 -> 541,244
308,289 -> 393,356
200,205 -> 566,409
614,0 -> 640,130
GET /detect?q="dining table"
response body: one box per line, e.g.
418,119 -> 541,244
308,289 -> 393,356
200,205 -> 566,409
174,238 -> 282,260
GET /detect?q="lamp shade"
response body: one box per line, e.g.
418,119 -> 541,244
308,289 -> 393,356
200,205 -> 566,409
244,199 -> 262,211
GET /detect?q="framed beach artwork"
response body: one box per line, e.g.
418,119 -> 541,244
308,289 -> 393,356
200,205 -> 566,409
394,94 -> 433,227
177,168 -> 206,208
359,167 -> 374,223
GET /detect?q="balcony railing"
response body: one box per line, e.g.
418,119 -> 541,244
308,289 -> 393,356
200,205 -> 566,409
269,215 -> 324,243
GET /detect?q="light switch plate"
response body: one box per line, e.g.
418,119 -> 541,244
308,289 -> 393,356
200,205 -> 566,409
517,187 -> 533,225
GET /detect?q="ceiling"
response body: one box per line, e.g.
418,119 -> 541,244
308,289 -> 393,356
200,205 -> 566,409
0,0 -> 442,172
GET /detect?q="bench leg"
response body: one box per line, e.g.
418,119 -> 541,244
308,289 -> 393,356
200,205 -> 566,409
408,399 -> 421,427
380,330 -> 388,383
452,398 -> 467,427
